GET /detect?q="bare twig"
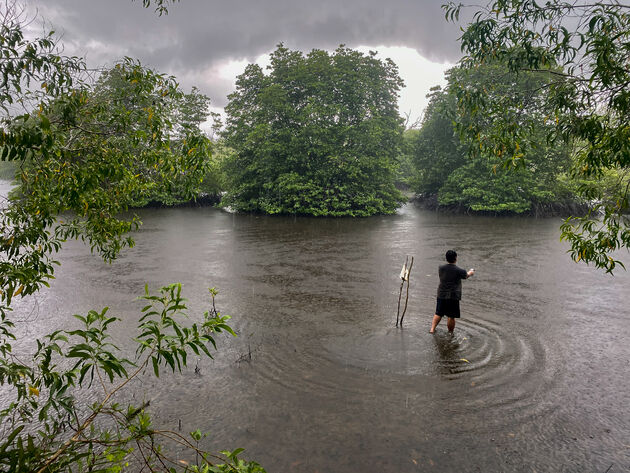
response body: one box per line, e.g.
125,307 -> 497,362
150,429 -> 229,465
35,354 -> 152,473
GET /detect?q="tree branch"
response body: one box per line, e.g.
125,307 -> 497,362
35,354 -> 152,473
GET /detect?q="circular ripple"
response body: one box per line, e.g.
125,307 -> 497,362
322,317 -> 538,379
319,315 -> 561,425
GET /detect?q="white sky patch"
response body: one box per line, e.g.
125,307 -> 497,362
203,55 -> 272,134
357,46 -> 453,124
217,59 -> 249,81
217,53 -> 273,82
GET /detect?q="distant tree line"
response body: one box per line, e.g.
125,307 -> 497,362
2,42 -> 617,223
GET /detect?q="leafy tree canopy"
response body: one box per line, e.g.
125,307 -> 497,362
413,62 -> 572,213
395,128 -> 419,188
222,44 -> 406,216
412,85 -> 463,196
0,2 -> 82,115
81,62 -> 213,207
443,0 -> 630,272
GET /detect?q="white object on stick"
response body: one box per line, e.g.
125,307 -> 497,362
400,263 -> 409,281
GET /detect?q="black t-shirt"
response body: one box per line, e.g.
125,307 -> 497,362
437,263 -> 468,300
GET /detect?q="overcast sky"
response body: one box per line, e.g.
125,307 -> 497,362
25,0 -> 467,123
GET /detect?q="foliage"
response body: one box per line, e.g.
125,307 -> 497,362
412,62 -> 572,212
1,1 -> 82,307
439,158 -> 556,213
394,129 -> 419,188
37,62 -> 212,208
558,167 -> 630,208
443,0 -> 630,271
93,71 -> 213,207
0,3 -> 265,471
200,140 -> 233,198
412,85 -> 464,195
0,2 -> 83,116
222,44 -> 406,216
0,283 -> 265,472
138,0 -> 180,16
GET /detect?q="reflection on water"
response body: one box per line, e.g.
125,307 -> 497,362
7,200 -> 630,472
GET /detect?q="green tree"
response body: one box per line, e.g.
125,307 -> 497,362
439,158 -> 558,213
77,61 -> 213,207
222,44 -> 406,216
413,62 -> 572,212
412,85 -> 465,195
2,57 -> 211,305
1,3 -> 265,471
396,128 -> 420,189
200,139 -> 233,198
16,59 -> 213,209
0,2 -> 82,117
443,0 -> 630,271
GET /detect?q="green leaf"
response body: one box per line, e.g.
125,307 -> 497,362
0,425 -> 25,453
152,356 -> 160,377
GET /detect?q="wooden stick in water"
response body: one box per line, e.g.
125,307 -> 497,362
396,256 -> 408,327
399,256 -> 414,327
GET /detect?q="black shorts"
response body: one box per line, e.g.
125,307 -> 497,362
435,298 -> 460,318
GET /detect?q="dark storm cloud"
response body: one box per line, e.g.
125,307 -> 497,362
27,0 -> 464,107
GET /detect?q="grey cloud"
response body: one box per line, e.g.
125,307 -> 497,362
27,0 -> 464,107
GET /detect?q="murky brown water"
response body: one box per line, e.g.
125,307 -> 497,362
7,196 -> 630,472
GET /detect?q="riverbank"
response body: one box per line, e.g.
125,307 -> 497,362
133,193 -> 221,209
136,192 -> 591,218
0,178 -> 595,219
410,193 -> 592,217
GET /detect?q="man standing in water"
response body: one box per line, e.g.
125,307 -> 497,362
429,249 -> 474,334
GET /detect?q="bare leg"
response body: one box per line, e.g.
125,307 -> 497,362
447,317 -> 456,333
429,314 -> 442,333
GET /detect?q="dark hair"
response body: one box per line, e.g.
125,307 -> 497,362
445,250 -> 457,263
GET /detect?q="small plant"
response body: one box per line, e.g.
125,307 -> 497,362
0,283 -> 266,473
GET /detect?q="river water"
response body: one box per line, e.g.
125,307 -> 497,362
6,190 -> 630,472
